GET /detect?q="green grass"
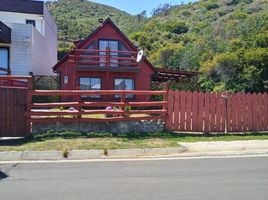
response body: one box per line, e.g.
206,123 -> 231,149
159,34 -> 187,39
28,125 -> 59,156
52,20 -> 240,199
1,131 -> 268,152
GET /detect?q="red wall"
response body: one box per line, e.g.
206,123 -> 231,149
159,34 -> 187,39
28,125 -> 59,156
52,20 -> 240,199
56,22 -> 155,102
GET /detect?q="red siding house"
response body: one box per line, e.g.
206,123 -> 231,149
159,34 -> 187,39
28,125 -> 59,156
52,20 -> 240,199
53,18 -> 157,101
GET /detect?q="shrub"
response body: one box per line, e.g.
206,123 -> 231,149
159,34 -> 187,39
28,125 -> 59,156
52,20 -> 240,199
164,20 -> 189,34
226,0 -> 241,6
206,2 -> 220,10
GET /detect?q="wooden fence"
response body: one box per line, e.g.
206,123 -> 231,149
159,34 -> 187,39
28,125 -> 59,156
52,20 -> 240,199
1,76 -> 268,136
166,91 -> 268,132
27,89 -> 168,130
0,76 -> 32,137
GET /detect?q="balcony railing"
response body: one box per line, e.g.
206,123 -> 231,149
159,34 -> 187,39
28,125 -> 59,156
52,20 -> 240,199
68,49 -> 139,69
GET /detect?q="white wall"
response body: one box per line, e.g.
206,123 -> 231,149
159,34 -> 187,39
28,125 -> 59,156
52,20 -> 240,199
8,23 -> 32,75
31,7 -> 57,76
0,11 -> 45,36
0,7 -> 58,76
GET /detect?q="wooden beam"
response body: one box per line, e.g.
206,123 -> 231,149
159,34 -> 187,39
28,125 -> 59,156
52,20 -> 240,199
29,90 -> 167,96
29,116 -> 165,123
30,101 -> 168,108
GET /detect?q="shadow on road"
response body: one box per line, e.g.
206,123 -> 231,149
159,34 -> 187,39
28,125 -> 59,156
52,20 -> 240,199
0,170 -> 8,180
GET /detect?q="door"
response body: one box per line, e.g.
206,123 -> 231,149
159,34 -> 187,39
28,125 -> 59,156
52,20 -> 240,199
0,87 -> 28,137
99,40 -> 119,67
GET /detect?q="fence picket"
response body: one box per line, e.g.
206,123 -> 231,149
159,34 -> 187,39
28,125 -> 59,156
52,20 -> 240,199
180,91 -> 187,131
264,93 -> 268,130
239,93 -> 246,132
166,90 -> 174,130
215,94 -> 222,132
197,92 -> 205,132
204,92 -> 210,132
192,91 -> 198,131
185,91 -> 192,131
258,93 -> 265,131
210,93 -> 217,132
252,93 -> 258,131
174,91 -> 180,130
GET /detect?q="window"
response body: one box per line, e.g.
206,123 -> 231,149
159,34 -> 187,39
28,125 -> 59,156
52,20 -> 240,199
0,48 -> 9,75
114,78 -> 134,99
26,20 -> 36,27
99,40 -> 119,67
80,77 -> 101,98
63,76 -> 68,84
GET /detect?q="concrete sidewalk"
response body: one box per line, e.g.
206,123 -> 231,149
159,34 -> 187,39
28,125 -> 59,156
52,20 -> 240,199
179,140 -> 268,152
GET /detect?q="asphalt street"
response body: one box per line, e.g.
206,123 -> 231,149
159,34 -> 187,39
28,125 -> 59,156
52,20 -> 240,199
0,156 -> 268,200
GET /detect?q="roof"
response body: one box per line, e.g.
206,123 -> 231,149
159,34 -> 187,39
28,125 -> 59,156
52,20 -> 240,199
0,0 -> 44,15
53,18 -> 156,72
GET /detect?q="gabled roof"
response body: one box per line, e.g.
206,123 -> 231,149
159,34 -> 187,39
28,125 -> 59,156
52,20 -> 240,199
53,18 -> 156,72
0,0 -> 44,15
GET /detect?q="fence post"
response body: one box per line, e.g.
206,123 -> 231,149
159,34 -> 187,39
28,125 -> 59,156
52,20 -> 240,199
76,86 -> 82,119
26,76 -> 33,135
121,92 -> 126,118
163,82 -> 169,129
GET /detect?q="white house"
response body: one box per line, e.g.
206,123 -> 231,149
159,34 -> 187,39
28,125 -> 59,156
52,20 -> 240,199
0,0 -> 57,76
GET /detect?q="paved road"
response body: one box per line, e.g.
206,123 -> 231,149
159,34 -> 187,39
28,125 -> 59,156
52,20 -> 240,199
1,156 -> 268,200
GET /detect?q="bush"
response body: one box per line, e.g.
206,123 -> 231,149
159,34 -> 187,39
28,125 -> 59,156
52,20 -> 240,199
206,2 -> 219,10
226,0 -> 241,6
164,20 -> 189,34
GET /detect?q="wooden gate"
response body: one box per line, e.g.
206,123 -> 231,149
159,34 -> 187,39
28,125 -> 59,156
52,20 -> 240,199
166,91 -> 268,133
0,76 -> 31,137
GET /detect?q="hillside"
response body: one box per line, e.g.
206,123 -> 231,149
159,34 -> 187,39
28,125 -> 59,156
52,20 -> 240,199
46,0 -> 146,48
130,0 -> 268,92
47,0 -> 268,93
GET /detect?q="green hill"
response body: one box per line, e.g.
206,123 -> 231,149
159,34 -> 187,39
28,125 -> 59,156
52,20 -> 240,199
46,0 -> 146,48
130,0 -> 268,92
47,0 -> 268,93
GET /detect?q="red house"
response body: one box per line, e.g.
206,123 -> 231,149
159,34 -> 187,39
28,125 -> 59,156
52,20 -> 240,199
53,18 -> 156,101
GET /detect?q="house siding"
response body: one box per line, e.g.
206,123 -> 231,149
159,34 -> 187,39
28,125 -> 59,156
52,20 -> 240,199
8,23 -> 32,75
31,7 -> 57,76
0,5 -> 57,76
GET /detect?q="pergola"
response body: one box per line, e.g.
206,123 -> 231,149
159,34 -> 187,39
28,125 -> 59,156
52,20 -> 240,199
152,68 -> 200,90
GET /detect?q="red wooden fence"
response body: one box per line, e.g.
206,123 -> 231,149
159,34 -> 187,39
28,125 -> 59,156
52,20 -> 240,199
27,89 -> 168,130
0,76 -> 32,137
166,91 -> 268,133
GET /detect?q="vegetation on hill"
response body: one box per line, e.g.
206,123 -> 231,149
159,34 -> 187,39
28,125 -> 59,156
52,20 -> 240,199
46,0 -> 146,55
47,0 -> 268,93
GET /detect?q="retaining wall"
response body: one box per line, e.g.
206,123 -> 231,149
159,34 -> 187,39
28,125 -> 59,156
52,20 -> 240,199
32,120 -> 165,134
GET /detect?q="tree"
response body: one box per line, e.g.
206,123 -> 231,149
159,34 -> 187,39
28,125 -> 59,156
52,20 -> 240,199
137,10 -> 147,21
152,4 -> 172,16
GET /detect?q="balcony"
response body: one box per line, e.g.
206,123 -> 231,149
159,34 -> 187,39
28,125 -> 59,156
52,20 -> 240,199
0,21 -> 11,43
68,49 -> 140,73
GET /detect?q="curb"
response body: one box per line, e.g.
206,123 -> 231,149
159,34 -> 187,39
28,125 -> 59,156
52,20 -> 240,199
68,150 -> 104,159
0,147 -> 186,161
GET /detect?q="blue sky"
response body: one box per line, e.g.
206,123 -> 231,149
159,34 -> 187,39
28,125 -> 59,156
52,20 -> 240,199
45,0 -> 197,16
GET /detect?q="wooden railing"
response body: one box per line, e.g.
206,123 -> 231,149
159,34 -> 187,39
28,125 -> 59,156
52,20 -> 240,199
0,76 -> 32,89
68,49 -> 139,68
26,89 -> 168,126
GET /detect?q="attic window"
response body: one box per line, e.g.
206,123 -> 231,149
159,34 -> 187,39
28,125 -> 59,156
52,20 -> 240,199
26,20 -> 36,27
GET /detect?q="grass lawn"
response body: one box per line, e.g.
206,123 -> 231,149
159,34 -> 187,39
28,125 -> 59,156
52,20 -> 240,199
1,131 -> 268,152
